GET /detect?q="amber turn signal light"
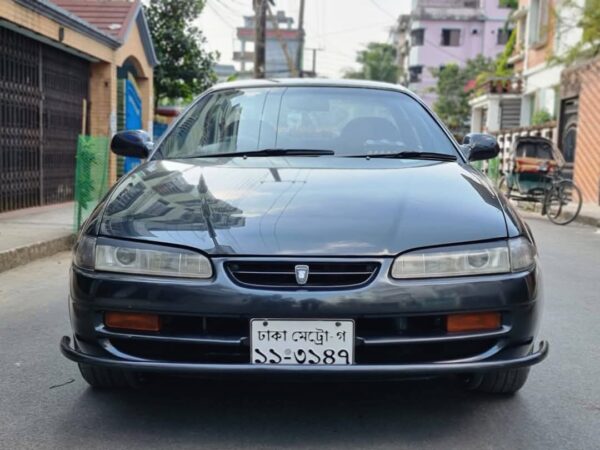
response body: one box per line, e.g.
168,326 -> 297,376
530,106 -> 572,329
104,311 -> 161,332
446,312 -> 501,333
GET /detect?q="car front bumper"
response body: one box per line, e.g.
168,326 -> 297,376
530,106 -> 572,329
60,335 -> 548,377
63,258 -> 547,377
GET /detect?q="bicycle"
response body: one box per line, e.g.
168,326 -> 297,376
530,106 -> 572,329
498,163 -> 582,226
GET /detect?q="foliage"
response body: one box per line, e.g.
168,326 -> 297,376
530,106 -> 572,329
552,0 -> 600,64
343,43 -> 399,83
432,55 -> 495,132
145,0 -> 218,104
495,28 -> 517,77
499,0 -> 518,8
531,109 -> 553,125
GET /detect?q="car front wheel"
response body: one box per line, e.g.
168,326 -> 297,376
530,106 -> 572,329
465,367 -> 530,394
77,363 -> 139,389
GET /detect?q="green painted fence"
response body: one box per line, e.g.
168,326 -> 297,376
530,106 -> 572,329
74,135 -> 110,231
472,156 -> 501,186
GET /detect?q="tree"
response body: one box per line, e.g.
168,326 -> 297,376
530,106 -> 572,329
432,55 -> 495,133
145,0 -> 218,104
552,0 -> 600,64
344,43 -> 399,83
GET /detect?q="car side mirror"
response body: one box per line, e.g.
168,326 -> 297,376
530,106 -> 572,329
462,133 -> 500,162
110,130 -> 153,159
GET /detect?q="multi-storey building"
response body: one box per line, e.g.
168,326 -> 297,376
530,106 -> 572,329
394,0 -> 512,106
470,0 -> 583,134
511,0 -> 583,126
233,10 -> 301,78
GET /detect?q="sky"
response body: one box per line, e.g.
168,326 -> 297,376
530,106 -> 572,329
196,0 -> 412,78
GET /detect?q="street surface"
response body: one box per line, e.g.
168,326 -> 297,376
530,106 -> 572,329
1,215 -> 599,449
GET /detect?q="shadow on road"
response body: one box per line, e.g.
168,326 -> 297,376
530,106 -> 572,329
62,377 -> 522,447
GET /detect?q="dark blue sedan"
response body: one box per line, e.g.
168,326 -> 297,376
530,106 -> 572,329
61,79 -> 547,393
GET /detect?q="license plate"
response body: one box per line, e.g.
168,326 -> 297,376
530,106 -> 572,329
250,319 -> 354,365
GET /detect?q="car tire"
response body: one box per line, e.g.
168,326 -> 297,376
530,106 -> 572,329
77,363 -> 138,389
466,367 -> 530,394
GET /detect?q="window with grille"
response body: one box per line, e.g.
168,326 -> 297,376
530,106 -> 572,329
497,28 -> 513,45
529,0 -> 549,46
411,29 -> 425,46
441,29 -> 461,47
409,65 -> 423,83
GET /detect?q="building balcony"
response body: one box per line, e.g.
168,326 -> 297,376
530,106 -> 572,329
474,78 -> 522,96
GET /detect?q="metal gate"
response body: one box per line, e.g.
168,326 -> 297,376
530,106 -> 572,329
558,97 -> 578,181
0,26 -> 89,212
124,78 -> 142,130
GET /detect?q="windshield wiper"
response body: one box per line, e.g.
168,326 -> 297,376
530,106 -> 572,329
195,149 -> 335,158
348,151 -> 457,161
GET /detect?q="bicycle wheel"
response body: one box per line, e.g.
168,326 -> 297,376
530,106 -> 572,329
544,179 -> 583,225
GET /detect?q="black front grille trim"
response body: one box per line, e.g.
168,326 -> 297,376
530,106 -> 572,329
225,260 -> 380,290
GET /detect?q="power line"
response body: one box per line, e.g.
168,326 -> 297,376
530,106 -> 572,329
314,21 -> 392,38
367,0 -> 397,19
229,0 -> 249,7
207,0 -> 237,29
423,39 -> 469,64
214,0 -> 244,17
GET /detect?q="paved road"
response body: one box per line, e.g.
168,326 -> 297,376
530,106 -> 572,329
1,216 -> 599,450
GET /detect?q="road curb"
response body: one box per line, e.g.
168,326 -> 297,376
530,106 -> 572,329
0,234 -> 75,273
571,214 -> 600,228
516,203 -> 599,228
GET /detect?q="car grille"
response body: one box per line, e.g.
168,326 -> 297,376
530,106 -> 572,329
225,261 -> 380,289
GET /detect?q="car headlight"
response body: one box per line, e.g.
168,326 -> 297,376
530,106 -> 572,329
73,236 -> 212,279
390,237 -> 536,279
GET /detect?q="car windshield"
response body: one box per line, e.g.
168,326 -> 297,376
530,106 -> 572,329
159,86 -> 458,159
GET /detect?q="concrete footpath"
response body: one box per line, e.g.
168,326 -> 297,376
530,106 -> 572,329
517,201 -> 600,228
573,202 -> 600,228
0,203 -> 74,273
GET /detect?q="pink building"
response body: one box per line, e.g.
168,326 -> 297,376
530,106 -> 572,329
395,0 -> 513,106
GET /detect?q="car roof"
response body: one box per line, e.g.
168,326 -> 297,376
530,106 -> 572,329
207,78 -> 409,94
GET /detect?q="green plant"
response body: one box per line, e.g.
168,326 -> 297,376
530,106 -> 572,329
343,43 -> 399,83
495,28 -> 516,77
551,0 -> 600,64
531,109 -> 553,125
432,55 -> 495,134
499,0 -> 518,8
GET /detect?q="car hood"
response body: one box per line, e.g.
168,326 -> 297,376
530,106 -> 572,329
99,157 -> 509,256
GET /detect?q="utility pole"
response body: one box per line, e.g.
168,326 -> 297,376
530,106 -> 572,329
305,47 -> 323,77
297,0 -> 305,77
253,0 -> 267,78
267,4 -> 297,76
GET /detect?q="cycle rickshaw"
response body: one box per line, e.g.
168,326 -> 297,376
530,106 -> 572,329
497,136 -> 582,225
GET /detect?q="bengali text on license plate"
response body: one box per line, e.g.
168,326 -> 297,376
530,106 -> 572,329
250,319 -> 354,365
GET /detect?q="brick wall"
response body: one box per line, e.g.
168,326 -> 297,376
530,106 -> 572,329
573,59 -> 600,204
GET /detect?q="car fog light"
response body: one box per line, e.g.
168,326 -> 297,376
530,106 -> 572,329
105,311 -> 161,332
446,312 -> 501,333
